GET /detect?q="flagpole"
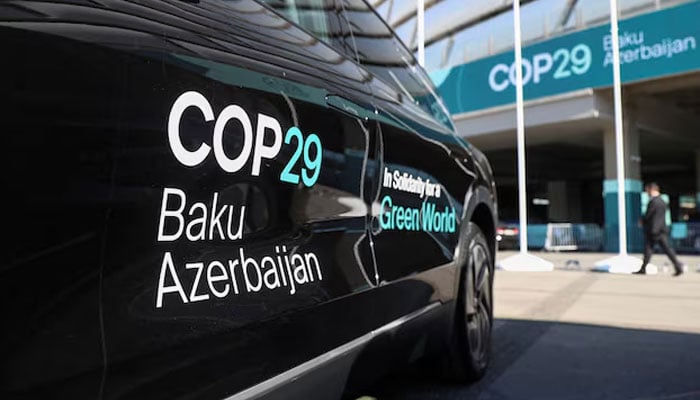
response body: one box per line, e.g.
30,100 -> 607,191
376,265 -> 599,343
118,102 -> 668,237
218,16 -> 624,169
593,0 -> 645,274
497,0 -> 553,272
513,0 -> 528,255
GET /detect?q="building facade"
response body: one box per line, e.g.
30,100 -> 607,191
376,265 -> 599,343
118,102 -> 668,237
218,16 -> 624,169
373,0 -> 700,252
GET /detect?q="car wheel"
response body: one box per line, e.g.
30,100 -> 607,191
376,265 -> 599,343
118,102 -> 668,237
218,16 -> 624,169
442,222 -> 493,382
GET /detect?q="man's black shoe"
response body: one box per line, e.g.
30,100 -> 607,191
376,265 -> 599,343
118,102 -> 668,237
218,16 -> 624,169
633,269 -> 646,275
673,270 -> 684,277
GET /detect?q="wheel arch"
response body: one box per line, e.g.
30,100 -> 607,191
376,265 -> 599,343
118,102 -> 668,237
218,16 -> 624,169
439,186 -> 496,381
464,184 -> 497,263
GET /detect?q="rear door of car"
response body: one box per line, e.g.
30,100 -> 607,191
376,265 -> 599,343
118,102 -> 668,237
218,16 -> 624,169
89,0 -> 384,397
338,0 -> 474,288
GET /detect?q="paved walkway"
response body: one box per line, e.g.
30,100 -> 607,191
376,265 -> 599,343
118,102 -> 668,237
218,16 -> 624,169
498,250 -> 700,274
375,256 -> 700,400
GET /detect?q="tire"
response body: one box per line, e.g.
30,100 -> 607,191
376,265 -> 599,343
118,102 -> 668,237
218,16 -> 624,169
442,222 -> 493,382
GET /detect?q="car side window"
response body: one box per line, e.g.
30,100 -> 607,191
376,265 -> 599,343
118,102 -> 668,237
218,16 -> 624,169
258,0 -> 357,60
338,0 -> 453,129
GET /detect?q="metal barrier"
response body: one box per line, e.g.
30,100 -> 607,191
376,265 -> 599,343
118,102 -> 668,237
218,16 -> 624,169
672,222 -> 700,254
544,223 -> 604,252
539,222 -> 700,253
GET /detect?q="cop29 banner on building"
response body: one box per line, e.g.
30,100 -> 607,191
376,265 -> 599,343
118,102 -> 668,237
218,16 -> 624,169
430,1 -> 700,115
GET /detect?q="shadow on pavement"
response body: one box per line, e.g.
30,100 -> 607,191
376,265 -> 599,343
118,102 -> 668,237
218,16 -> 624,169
371,319 -> 700,400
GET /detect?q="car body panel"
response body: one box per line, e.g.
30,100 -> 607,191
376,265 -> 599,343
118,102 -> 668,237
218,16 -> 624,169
1,0 -> 497,398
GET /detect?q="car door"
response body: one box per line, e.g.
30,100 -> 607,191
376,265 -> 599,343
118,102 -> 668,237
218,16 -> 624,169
338,0 -> 475,285
1,4 -> 111,397
85,0 -> 382,398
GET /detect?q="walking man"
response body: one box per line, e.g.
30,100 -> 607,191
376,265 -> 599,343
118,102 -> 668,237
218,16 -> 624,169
634,182 -> 683,276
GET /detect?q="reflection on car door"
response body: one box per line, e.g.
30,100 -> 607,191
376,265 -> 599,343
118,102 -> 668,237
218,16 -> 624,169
338,0 -> 473,284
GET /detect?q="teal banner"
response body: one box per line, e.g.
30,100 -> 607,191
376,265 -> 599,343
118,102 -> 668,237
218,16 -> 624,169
431,1 -> 700,114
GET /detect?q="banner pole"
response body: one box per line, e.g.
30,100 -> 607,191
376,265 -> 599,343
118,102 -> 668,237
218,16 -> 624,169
496,0 -> 553,272
593,0 -> 645,274
609,0 -> 628,255
417,0 -> 425,66
513,0 -> 528,254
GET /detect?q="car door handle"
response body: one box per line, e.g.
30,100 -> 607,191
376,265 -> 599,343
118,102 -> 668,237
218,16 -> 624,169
325,95 -> 370,122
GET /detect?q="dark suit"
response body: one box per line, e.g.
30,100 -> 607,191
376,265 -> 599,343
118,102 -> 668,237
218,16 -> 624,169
640,196 -> 682,273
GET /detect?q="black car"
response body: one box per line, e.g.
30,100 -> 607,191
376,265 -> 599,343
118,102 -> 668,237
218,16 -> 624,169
1,0 -> 497,399
497,221 -> 520,250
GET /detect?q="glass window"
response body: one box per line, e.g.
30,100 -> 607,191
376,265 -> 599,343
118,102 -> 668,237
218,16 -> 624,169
338,0 -> 452,129
258,0 -> 356,59
259,0 -> 331,36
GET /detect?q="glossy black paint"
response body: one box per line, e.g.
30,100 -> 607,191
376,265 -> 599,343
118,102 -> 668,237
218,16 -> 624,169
1,0 -> 497,399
